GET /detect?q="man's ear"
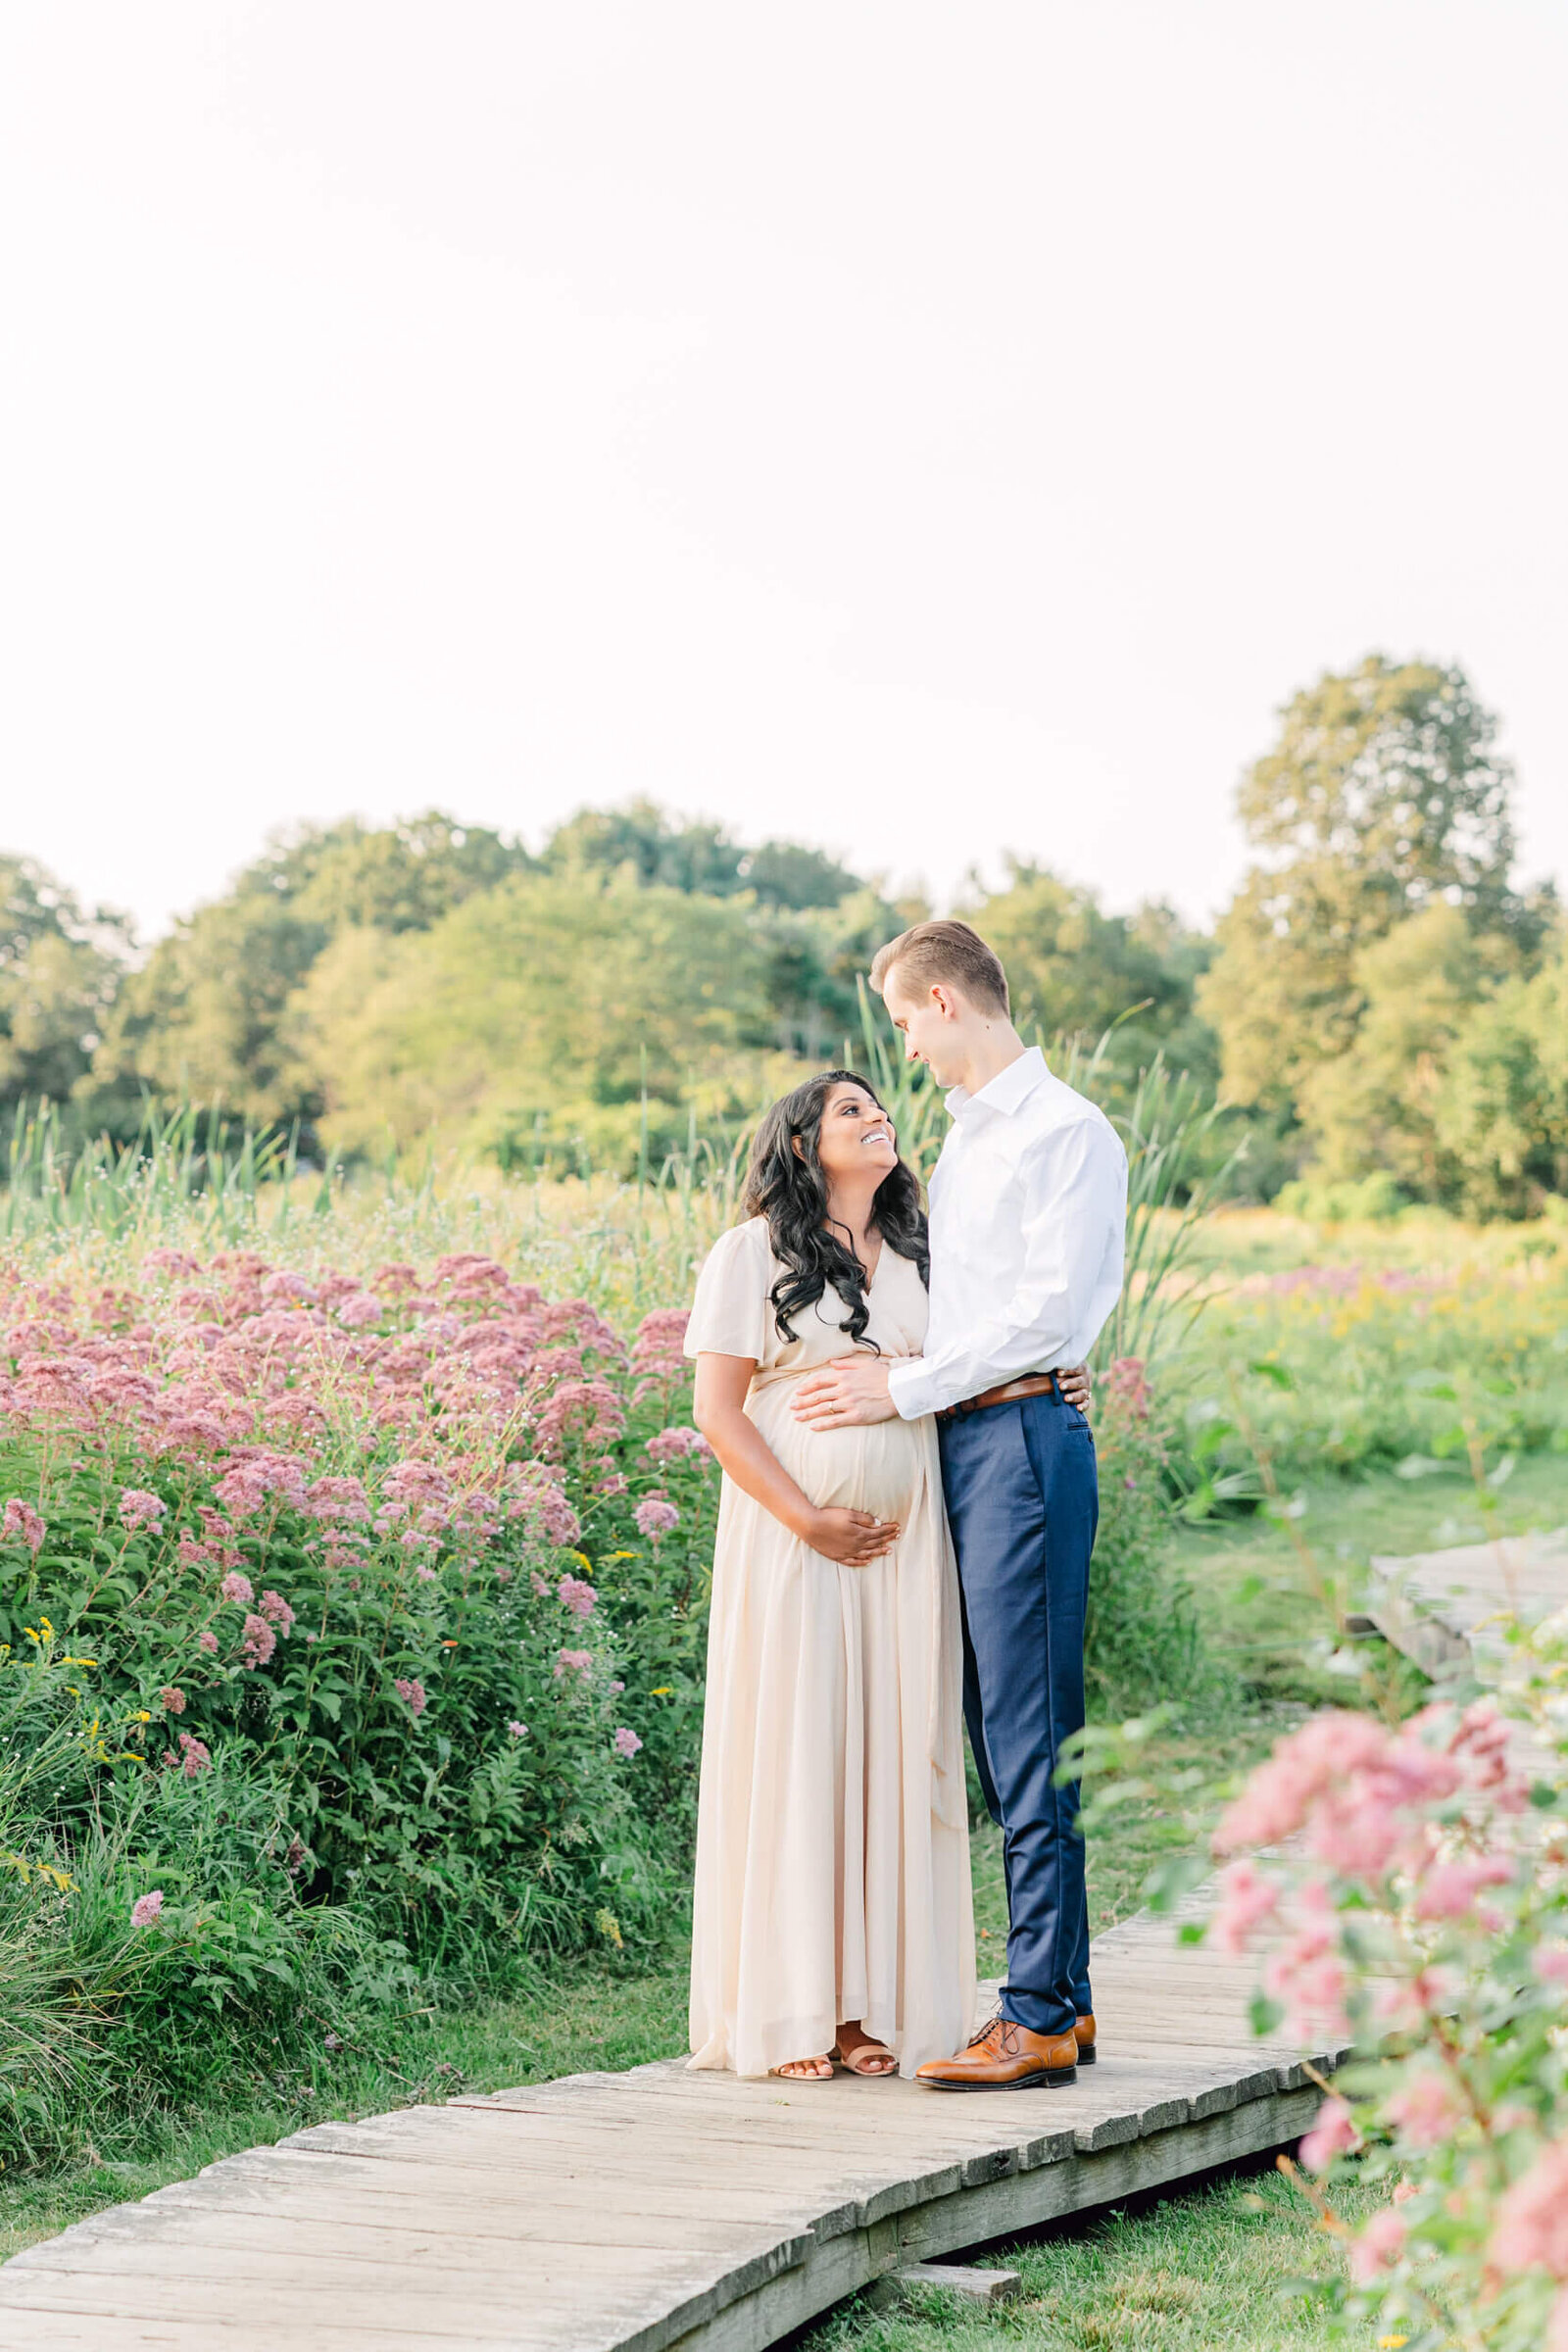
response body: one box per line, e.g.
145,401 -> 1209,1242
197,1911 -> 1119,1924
931,983 -> 960,1022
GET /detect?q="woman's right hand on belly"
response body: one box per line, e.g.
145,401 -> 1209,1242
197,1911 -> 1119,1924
805,1505 -> 900,1565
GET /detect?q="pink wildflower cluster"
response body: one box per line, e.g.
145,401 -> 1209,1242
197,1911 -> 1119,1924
645,1425 -> 711,1466
635,1494 -> 680,1543
2,1497 -> 45,1556
1103,1357 -> 1152,1418
629,1309 -> 691,1400
239,1614 -> 277,1670
393,1676 -> 427,1717
558,1575 -> 597,1620
555,1648 -> 593,1679
167,1730 -> 213,1777
118,1487 -> 166,1531
130,1889 -> 165,1927
612,1726 -> 642,1758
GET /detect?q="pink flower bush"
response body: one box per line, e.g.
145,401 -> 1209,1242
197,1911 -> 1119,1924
0,1243 -> 710,2007
1201,1617 -> 1568,2349
635,1494 -> 679,1542
130,1889 -> 165,1927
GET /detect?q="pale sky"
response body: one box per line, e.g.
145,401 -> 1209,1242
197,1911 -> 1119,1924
3,2 -> 1564,943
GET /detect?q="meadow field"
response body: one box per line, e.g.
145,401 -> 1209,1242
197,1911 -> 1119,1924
2,1152 -> 1565,2344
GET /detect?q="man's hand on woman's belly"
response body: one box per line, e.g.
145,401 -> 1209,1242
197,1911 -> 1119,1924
793,1354 -> 898,1429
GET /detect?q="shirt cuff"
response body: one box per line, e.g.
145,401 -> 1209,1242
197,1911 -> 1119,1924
887,1356 -> 941,1422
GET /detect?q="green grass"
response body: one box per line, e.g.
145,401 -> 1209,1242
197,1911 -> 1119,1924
804,2168 -> 1384,2352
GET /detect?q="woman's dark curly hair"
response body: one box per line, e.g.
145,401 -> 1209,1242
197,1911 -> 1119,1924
741,1069 -> 928,1347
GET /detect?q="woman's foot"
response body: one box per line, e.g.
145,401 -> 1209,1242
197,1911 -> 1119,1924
833,2021 -> 897,2076
771,2054 -> 834,2081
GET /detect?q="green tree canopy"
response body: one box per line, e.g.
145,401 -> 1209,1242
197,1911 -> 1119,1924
966,863 -> 1216,1090
1199,657 -> 1549,1115
0,856 -> 131,1109
289,870 -> 784,1169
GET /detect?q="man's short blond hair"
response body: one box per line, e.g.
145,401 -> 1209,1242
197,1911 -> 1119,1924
869,919 -> 1009,1017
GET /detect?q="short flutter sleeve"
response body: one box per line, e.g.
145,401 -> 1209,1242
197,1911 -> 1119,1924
684,1219 -> 772,1364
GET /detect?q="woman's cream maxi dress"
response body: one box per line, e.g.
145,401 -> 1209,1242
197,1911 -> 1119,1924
685,1216 -> 976,2080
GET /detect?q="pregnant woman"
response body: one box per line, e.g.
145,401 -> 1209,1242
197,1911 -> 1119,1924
685,1069 -> 1086,2082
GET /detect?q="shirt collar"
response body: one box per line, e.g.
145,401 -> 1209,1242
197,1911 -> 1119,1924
946,1045 -> 1050,1125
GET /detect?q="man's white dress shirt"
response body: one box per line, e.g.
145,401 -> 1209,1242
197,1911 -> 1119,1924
886,1047 -> 1127,1424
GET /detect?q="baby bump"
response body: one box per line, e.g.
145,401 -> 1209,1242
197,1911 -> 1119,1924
755,1393 -> 924,1524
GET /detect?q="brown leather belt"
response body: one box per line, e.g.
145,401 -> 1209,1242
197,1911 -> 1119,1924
935,1372 -> 1061,1424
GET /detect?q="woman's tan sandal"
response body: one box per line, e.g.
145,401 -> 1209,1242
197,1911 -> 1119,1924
832,2027 -> 897,2077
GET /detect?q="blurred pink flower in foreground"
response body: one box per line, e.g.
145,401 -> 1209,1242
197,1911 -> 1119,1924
197,1629 -> 219,1653
558,1575 -> 596,1620
130,1890 -> 165,1928
1491,2136 -> 1568,2279
635,1494 -> 679,1542
1349,2207 -> 1407,2284
393,1677 -> 426,1717
612,1727 -> 642,1758
159,1685 -> 185,1715
555,1647 -> 592,1679
1386,2068 -> 1468,2152
219,1571 -> 254,1606
1210,1858 -> 1278,1956
1298,2095 -> 1358,2173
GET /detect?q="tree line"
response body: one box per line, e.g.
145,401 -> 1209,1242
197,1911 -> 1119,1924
2,655 -> 1563,1215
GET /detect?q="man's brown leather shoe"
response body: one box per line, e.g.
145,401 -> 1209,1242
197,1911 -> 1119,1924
916,2014 -> 1078,2091
1075,2013 -> 1097,2065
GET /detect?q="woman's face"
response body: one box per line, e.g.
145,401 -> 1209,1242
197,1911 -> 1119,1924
810,1082 -> 898,1187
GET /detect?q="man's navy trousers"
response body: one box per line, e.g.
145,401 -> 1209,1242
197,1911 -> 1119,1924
937,1384 -> 1097,2039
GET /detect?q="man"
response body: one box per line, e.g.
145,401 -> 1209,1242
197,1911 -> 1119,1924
793,919 -> 1126,2090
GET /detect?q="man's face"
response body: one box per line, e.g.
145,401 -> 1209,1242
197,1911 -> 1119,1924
881,967 -> 965,1088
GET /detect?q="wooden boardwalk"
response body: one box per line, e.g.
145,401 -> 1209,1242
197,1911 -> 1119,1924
12,1525 -> 1558,2352
1366,1524 -> 1566,1682
0,1901 -> 1337,2352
